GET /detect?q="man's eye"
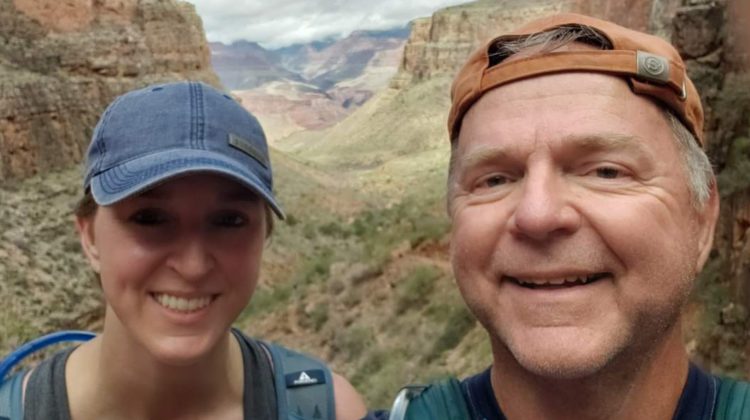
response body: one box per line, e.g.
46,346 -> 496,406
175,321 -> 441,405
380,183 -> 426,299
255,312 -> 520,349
594,167 -> 623,179
213,212 -> 247,227
130,209 -> 168,226
479,175 -> 508,189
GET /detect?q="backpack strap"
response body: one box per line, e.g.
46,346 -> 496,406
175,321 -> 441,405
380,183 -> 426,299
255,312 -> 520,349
715,376 -> 750,420
388,378 -> 471,420
0,370 -> 27,420
0,330 -> 96,420
260,341 -> 335,420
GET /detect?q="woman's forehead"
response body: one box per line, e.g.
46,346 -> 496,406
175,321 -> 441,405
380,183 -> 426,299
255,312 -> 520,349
135,172 -> 261,201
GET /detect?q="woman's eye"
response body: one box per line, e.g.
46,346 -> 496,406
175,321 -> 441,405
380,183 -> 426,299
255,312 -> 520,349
130,209 -> 167,226
213,212 -> 247,227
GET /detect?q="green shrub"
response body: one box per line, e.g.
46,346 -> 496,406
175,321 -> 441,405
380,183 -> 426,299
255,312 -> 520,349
426,304 -> 476,362
241,283 -> 292,320
307,303 -> 329,332
318,221 -> 350,238
333,326 -> 373,360
394,265 -> 440,314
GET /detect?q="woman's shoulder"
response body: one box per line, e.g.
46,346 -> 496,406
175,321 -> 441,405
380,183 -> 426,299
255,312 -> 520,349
231,329 -> 367,420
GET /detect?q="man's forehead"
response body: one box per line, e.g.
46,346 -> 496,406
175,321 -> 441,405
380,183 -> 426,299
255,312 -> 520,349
455,71 -> 676,163
448,13 -> 704,145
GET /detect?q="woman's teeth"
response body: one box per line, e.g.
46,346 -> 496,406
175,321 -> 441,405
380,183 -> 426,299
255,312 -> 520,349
153,294 -> 212,312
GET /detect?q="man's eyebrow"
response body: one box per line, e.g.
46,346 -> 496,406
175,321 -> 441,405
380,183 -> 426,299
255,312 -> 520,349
458,132 -> 651,170
561,132 -> 649,155
457,146 -> 514,172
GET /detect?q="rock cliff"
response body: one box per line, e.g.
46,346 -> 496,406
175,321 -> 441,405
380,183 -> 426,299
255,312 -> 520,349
392,0 -> 681,87
0,0 -> 220,180
672,0 -> 750,375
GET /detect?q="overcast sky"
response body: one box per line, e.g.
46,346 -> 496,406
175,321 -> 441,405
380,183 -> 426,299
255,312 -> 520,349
186,0 -> 471,49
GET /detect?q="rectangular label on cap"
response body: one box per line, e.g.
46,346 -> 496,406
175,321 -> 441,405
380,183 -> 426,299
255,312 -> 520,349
636,50 -> 670,84
229,133 -> 268,168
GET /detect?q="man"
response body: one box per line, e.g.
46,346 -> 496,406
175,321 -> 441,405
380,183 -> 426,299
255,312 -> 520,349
381,13 -> 749,420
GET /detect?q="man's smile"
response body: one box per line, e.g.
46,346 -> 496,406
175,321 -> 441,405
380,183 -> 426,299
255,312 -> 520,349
504,272 -> 612,290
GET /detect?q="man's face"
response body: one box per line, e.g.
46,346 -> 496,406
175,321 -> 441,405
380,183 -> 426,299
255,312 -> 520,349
449,72 -> 717,379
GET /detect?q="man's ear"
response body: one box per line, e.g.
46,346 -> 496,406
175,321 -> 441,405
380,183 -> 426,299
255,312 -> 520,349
695,180 -> 720,273
76,215 -> 101,273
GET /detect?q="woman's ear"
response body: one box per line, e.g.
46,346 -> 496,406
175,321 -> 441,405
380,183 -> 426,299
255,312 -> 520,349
76,216 -> 101,273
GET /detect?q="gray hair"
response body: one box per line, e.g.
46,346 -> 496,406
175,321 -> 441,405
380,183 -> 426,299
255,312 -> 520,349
448,25 -> 714,212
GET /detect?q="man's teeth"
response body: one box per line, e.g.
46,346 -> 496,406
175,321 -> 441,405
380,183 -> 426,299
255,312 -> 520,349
514,274 -> 606,287
154,294 -> 212,312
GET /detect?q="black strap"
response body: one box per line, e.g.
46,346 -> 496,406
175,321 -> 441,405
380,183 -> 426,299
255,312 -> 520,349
260,341 -> 335,420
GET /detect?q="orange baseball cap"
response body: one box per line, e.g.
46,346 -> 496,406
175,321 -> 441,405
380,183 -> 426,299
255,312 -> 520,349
448,13 -> 704,145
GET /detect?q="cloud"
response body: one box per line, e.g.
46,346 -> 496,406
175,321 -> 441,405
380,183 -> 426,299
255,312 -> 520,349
185,0 -> 470,48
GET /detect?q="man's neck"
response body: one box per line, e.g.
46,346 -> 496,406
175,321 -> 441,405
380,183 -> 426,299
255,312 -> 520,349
490,326 -> 689,420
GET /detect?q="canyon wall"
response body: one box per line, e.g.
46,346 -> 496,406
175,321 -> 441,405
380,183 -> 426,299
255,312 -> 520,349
392,0 -> 681,87
0,0 -> 220,180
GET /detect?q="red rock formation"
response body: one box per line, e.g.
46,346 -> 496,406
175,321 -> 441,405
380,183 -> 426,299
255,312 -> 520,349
0,0 -> 219,180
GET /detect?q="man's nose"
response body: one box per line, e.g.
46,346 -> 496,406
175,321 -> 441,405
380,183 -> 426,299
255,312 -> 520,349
167,234 -> 215,280
507,169 -> 581,242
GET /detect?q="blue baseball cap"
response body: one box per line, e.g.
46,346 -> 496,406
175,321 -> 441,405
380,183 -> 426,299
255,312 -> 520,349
82,81 -> 284,219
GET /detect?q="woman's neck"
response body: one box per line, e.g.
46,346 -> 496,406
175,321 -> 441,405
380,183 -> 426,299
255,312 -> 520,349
66,315 -> 244,420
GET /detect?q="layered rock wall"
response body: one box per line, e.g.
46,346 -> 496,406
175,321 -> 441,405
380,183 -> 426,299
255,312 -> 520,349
0,0 -> 220,180
392,0 -> 682,87
673,0 -> 750,375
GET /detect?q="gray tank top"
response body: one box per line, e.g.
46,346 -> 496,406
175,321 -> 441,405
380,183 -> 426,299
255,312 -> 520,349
23,330 -> 277,419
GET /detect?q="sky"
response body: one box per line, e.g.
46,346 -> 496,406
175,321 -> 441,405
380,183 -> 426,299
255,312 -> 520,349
186,0 -> 470,49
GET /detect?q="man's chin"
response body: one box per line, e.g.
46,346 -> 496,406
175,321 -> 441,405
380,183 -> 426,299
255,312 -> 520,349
498,331 -> 626,380
512,350 -> 614,380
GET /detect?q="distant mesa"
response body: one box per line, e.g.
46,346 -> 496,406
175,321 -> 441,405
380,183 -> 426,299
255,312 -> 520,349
209,27 -> 408,142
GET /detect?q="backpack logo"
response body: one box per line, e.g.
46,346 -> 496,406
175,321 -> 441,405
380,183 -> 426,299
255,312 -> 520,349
295,371 -> 316,385
285,369 -> 326,388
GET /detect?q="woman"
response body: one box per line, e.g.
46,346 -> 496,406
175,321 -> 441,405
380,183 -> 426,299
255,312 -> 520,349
14,81 -> 367,419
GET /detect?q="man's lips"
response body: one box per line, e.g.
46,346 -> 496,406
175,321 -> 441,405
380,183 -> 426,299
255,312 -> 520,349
503,272 -> 612,289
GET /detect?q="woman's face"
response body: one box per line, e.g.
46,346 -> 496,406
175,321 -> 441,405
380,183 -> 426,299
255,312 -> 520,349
76,173 -> 267,365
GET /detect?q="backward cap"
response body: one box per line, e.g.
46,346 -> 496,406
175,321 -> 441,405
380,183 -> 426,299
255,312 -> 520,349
83,81 -> 285,219
449,13 -> 704,145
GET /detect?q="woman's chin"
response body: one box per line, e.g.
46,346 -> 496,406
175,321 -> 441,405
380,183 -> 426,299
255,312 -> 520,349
146,333 -> 222,367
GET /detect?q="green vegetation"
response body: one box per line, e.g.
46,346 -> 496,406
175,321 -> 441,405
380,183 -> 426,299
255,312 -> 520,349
395,265 -> 440,314
693,255 -> 749,378
717,136 -> 750,197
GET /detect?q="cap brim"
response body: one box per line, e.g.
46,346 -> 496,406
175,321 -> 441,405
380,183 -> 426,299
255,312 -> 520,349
89,149 -> 285,219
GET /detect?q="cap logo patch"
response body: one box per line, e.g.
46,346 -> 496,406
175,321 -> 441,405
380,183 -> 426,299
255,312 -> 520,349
229,133 -> 268,168
636,51 -> 669,83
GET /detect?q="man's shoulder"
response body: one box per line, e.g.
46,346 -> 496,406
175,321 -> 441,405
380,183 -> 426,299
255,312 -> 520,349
714,374 -> 750,419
